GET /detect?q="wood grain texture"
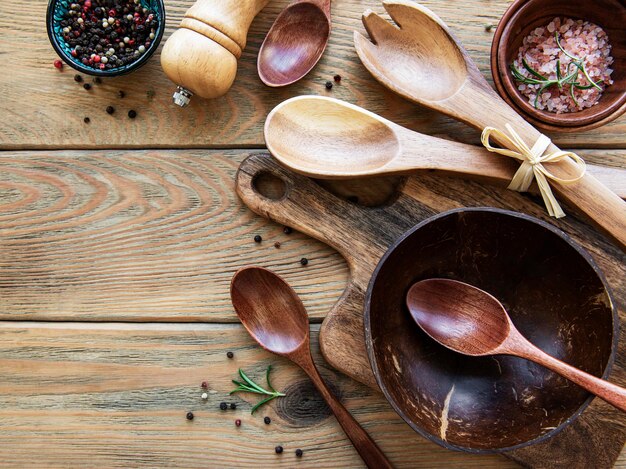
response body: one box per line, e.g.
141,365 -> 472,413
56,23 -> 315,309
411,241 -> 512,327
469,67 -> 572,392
236,153 -> 626,468
1,0 -> 625,149
0,322 -> 521,468
0,149 -> 348,321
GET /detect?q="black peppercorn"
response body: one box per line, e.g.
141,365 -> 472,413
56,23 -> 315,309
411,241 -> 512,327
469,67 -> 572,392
264,416 -> 271,425
219,402 -> 228,411
274,242 -> 281,249
300,258 -> 308,266
283,226 -> 292,235
485,24 -> 493,32
275,446 -> 283,454
106,106 -> 115,115
74,74 -> 83,82
254,235 -> 262,243
128,110 -> 137,119
230,403 -> 237,410
201,381 -> 208,389
226,351 -> 234,359
295,449 -> 303,457
83,83 -> 92,90
83,117 -> 90,124
186,411 -> 194,420
325,81 -> 333,90
118,90 -> 126,98
333,74 -> 341,82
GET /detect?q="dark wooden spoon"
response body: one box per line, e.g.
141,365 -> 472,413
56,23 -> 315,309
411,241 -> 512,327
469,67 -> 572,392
257,0 -> 331,87
231,267 -> 392,469
406,278 -> 626,412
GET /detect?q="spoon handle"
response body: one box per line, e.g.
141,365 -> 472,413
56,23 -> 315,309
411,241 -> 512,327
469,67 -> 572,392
297,355 -> 393,469
516,339 -> 626,413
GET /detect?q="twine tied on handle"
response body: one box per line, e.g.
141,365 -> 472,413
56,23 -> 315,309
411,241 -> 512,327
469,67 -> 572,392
481,124 -> 586,218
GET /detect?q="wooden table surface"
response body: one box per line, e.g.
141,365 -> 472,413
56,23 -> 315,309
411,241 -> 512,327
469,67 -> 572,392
0,0 -> 624,467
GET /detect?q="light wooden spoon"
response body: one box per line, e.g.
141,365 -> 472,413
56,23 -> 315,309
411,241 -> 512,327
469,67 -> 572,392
406,278 -> 626,413
354,0 -> 626,249
264,96 -> 626,197
230,267 -> 393,469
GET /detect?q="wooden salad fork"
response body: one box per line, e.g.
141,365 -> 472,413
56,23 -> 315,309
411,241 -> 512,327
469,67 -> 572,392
354,0 -> 626,249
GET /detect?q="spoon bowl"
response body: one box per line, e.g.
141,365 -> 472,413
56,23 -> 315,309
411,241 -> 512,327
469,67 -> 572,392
258,0 -> 331,87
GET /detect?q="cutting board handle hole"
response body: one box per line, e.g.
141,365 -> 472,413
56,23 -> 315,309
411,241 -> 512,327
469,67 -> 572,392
252,171 -> 287,201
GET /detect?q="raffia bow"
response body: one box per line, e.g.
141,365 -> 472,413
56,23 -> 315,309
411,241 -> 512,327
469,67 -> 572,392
481,124 -> 586,218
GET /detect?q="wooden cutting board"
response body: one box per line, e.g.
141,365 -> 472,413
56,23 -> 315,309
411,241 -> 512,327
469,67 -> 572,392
235,153 -> 626,468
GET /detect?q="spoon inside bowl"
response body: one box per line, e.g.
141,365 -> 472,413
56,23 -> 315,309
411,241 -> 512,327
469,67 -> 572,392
231,267 -> 392,469
258,0 -> 331,87
406,278 -> 626,412
354,1 -> 626,249
264,96 -> 626,198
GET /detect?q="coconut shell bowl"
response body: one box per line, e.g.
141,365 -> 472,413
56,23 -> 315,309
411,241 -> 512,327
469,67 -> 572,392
491,0 -> 626,132
364,208 -> 618,452
46,0 -> 165,77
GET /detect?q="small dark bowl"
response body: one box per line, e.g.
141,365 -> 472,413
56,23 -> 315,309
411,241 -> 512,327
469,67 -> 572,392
365,208 -> 617,453
491,0 -> 626,132
46,0 -> 165,77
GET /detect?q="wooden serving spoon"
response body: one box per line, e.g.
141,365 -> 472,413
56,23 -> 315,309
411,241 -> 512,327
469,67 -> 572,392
264,96 -> 626,197
257,0 -> 331,87
406,278 -> 626,413
354,0 -> 626,249
230,267 -> 393,469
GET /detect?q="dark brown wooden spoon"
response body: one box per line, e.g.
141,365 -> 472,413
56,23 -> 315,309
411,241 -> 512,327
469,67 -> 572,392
257,0 -> 331,87
230,267 -> 393,469
406,278 -> 626,413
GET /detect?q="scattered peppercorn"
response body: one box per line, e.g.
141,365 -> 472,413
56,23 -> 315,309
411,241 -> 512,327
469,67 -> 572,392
254,235 -> 262,243
74,74 -> 83,82
201,381 -> 208,389
93,77 -> 102,84
295,449 -> 303,457
83,83 -> 92,90
128,109 -> 137,119
220,402 -> 228,411
54,59 -> 63,70
227,351 -> 234,359
274,242 -> 281,249
106,106 -> 115,115
485,24 -> 493,32
333,74 -> 341,82
186,411 -> 194,421
235,419 -> 241,427
230,403 -> 237,410
83,117 -> 90,124
275,446 -> 284,454
283,226 -> 292,234
118,90 -> 126,98
300,258 -> 308,266
264,416 -> 271,425
325,81 -> 333,90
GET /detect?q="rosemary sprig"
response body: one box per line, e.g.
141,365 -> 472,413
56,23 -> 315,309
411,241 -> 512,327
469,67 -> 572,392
510,32 -> 603,108
230,365 -> 286,414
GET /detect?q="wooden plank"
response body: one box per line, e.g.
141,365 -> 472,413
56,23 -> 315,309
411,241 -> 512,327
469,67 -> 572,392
0,149 -> 624,323
1,0 -> 624,149
0,322 -> 523,468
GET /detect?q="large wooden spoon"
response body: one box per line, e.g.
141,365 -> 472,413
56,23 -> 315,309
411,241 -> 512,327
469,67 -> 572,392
257,0 -> 331,87
354,0 -> 626,249
406,278 -> 626,413
230,267 -> 393,469
265,96 -> 626,197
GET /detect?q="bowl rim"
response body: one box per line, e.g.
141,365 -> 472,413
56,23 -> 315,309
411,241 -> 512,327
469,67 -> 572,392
490,0 -> 626,132
363,207 -> 619,454
46,0 -> 166,77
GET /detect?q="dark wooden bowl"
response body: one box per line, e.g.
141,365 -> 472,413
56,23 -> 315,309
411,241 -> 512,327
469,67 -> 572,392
364,208 -> 618,452
490,0 -> 626,132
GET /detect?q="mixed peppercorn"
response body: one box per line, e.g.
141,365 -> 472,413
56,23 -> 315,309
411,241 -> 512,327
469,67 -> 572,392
58,0 -> 159,71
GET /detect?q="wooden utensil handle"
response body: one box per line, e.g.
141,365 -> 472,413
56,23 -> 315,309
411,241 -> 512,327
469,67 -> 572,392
298,357 -> 393,468
514,338 -> 626,413
235,154 -> 386,268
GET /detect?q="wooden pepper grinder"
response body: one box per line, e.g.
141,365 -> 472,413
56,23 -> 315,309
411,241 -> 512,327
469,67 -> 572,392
161,0 -> 270,106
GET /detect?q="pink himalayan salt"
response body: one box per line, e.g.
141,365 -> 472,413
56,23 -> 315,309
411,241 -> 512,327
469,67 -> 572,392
513,17 -> 614,114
